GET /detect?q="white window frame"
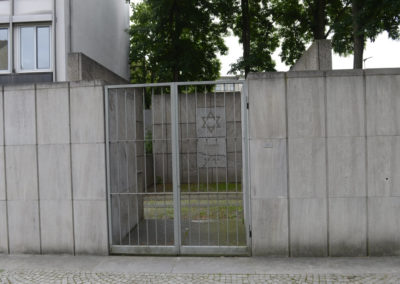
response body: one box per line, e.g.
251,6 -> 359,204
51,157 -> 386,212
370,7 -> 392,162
0,26 -> 11,74
15,23 -> 52,73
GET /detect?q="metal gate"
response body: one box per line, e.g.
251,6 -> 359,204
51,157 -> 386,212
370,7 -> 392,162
105,81 -> 250,255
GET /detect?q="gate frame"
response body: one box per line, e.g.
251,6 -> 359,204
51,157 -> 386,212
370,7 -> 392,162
104,80 -> 252,256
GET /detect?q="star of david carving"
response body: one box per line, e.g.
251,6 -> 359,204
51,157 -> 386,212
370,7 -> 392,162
201,111 -> 221,134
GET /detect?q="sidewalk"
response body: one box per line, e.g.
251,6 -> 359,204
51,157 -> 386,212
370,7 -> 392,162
0,255 -> 399,283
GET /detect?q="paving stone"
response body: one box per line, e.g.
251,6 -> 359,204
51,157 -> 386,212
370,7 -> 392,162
0,270 -> 399,283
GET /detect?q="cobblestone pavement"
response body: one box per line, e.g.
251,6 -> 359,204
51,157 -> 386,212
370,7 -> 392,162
0,270 -> 400,284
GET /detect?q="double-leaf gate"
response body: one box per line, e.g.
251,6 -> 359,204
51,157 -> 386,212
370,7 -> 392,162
105,81 -> 250,255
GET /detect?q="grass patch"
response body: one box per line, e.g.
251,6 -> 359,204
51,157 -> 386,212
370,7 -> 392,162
144,202 -> 244,220
149,183 -> 242,193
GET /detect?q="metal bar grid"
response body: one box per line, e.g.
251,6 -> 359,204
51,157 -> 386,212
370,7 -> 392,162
105,80 -> 249,255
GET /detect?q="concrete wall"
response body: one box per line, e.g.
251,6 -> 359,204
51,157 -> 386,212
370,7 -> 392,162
70,0 -> 130,81
248,68 -> 400,256
0,80 -> 108,255
291,40 -> 332,71
67,53 -> 128,84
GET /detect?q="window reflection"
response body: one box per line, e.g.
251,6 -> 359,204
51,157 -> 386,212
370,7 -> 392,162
37,26 -> 50,69
20,25 -> 50,70
0,28 -> 8,71
21,26 -> 35,70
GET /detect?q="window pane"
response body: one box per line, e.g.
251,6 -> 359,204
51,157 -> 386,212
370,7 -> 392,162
37,26 -> 50,69
21,27 -> 35,70
0,28 -> 8,71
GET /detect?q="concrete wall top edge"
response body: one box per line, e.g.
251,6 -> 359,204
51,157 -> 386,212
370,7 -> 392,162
68,80 -> 105,89
35,82 -> 69,90
3,83 -> 36,92
1,80 -> 106,91
364,68 -> 400,76
247,72 -> 286,80
286,71 -> 325,78
248,68 -> 400,81
325,69 -> 364,77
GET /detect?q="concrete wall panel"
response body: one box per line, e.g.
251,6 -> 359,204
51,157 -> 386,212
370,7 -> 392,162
5,145 -> 38,201
290,198 -> 327,256
289,137 -> 326,198
70,84 -> 104,144
0,147 -> 5,201
249,77 -> 286,139
74,200 -> 108,255
40,200 -> 74,254
72,143 -> 106,200
250,139 -> 287,199
327,76 -> 364,137
368,197 -> 400,256
0,201 -> 8,253
287,76 -> 325,138
328,137 -> 366,197
4,86 -> 36,145
329,197 -> 367,256
368,136 -> 400,197
366,75 -> 400,136
38,144 -> 71,200
8,200 -> 40,254
36,84 -> 70,144
251,198 -> 288,256
0,82 -> 109,255
0,90 -> 3,146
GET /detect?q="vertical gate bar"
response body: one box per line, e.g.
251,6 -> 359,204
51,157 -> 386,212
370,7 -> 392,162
151,87 -> 159,245
142,88 -> 150,245
134,88 -> 140,245
195,86 -> 201,245
118,194 -> 122,245
116,89 -> 122,245
214,84 -> 220,246
105,86 -> 113,248
171,82 -> 181,253
161,87 -> 167,245
241,80 -> 251,250
185,86 -> 192,245
233,86 -> 239,245
224,85 -> 229,245
204,87 -> 210,246
125,89 -> 131,245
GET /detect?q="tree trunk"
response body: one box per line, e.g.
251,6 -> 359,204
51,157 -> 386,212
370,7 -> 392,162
313,0 -> 327,39
241,0 -> 250,77
352,0 -> 364,69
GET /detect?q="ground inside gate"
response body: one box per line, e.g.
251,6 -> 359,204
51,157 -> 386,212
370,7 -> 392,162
0,255 -> 399,283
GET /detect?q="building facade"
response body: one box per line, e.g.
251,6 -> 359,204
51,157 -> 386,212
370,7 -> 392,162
0,0 -> 130,84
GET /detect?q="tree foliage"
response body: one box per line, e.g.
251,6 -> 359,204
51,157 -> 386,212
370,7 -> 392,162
332,0 -> 400,68
228,0 -> 280,76
271,0 -> 400,68
129,0 -> 229,83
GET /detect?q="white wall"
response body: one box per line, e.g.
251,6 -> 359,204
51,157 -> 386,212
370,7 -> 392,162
0,1 -> 10,16
0,0 -> 130,82
14,0 -> 52,15
70,0 -> 130,80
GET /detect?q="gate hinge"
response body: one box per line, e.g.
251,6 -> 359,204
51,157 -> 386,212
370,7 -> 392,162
246,102 -> 249,109
249,229 -> 252,238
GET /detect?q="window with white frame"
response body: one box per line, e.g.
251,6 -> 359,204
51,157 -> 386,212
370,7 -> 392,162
0,27 -> 9,72
19,25 -> 51,71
